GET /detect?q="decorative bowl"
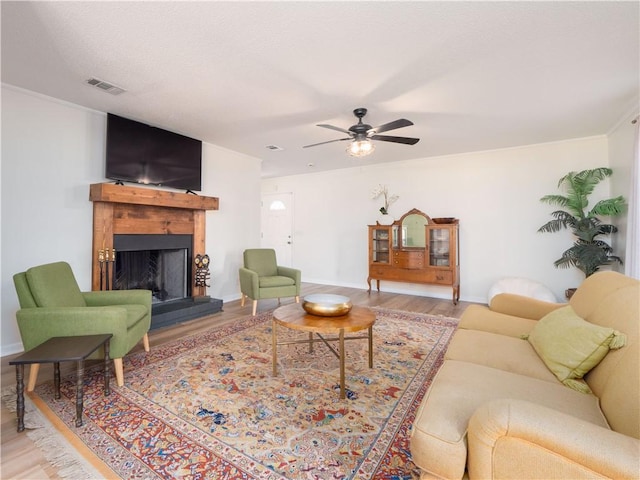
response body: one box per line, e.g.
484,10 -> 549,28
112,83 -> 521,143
432,217 -> 456,224
302,294 -> 352,317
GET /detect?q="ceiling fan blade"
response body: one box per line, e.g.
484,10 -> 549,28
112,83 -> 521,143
370,135 -> 420,145
303,137 -> 351,148
368,118 -> 413,135
317,124 -> 352,135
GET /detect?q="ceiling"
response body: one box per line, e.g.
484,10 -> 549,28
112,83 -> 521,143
2,1 -> 638,179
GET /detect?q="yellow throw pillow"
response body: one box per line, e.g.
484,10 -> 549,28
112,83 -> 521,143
527,305 -> 626,393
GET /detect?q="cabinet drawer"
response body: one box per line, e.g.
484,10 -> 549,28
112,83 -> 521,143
370,266 -> 390,277
370,267 -> 403,281
371,267 -> 452,284
430,270 -> 453,284
393,250 -> 425,269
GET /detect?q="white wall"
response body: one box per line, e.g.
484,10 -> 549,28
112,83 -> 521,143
1,86 -> 262,355
262,136 -> 617,304
203,142 -> 262,302
607,110 -> 639,268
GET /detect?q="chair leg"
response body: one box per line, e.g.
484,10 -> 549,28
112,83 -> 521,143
252,300 -> 258,316
240,293 -> 246,307
142,333 -> 150,352
113,358 -> 124,387
295,295 -> 300,303
26,364 -> 40,392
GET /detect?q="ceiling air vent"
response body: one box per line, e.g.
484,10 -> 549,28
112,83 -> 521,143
85,78 -> 126,95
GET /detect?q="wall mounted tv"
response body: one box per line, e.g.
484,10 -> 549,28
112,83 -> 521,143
105,113 -> 202,191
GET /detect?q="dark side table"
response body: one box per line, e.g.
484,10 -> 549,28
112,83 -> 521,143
9,334 -> 112,431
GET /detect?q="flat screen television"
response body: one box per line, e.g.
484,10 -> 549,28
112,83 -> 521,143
105,113 -> 202,191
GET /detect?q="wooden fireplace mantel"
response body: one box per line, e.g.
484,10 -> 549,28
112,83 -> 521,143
89,183 -> 219,295
89,183 -> 219,210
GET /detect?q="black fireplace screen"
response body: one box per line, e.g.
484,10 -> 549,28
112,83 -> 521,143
115,249 -> 187,302
113,234 -> 193,304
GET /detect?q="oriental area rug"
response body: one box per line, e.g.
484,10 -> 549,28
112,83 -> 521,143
25,307 -> 458,479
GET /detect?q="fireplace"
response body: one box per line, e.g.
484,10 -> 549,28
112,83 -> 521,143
90,183 -> 222,330
113,234 -> 193,304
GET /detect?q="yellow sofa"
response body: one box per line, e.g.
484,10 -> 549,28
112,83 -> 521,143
410,271 -> 639,479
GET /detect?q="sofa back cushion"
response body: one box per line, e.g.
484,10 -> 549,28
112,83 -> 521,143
244,249 -> 278,277
25,261 -> 86,308
585,284 -> 639,439
570,271 -> 638,320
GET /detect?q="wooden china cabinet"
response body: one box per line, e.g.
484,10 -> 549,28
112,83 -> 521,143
367,208 -> 460,304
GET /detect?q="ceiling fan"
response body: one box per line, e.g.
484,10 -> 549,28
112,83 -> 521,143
303,108 -> 420,157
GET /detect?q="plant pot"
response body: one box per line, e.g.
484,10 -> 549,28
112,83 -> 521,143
377,214 -> 394,225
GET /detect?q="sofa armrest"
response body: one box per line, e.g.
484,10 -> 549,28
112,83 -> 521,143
83,289 -> 151,308
468,399 -> 640,480
16,307 -> 128,351
239,267 -> 259,298
489,293 -> 565,320
278,266 -> 301,285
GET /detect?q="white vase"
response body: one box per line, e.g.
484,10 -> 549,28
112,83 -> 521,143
377,214 -> 394,225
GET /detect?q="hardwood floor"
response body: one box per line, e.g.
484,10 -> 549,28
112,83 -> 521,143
0,283 -> 474,479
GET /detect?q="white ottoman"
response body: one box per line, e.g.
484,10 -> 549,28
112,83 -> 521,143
487,277 -> 556,304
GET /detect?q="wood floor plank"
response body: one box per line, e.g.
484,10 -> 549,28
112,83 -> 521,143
0,283 -> 474,479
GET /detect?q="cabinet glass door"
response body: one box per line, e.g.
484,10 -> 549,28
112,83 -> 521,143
372,227 -> 391,264
428,227 -> 450,266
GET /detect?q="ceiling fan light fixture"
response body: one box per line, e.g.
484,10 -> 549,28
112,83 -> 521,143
304,107 -> 418,154
347,139 -> 375,157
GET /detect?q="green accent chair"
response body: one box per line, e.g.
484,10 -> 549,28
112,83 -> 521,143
13,261 -> 151,389
239,249 -> 301,315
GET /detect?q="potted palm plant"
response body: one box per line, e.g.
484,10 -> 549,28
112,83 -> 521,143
538,168 -> 627,291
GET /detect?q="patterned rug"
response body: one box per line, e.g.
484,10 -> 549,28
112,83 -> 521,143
30,307 -> 458,479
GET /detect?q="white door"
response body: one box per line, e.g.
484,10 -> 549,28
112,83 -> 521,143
261,193 -> 293,266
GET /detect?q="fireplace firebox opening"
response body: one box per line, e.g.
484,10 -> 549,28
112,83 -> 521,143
113,234 -> 193,304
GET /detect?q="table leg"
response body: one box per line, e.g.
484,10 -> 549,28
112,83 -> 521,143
272,320 -> 278,376
54,362 -> 61,400
308,332 -> 313,353
339,329 -> 345,400
104,338 -> 111,396
368,325 -> 373,368
15,365 -> 25,433
75,360 -> 84,427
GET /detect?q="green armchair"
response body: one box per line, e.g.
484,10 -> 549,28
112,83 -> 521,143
239,249 -> 301,315
13,261 -> 151,388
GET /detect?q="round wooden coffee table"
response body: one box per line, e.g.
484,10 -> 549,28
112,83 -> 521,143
272,303 -> 375,399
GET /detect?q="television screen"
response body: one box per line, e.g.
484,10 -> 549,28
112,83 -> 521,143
105,114 -> 202,191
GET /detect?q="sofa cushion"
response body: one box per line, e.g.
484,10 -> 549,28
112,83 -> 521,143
410,360 -> 609,480
26,261 -> 86,308
527,305 -> 626,393
445,329 -> 559,383
458,304 -> 538,338
569,271 -> 638,320
258,275 -> 295,288
489,293 -> 564,321
244,249 -> 278,277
